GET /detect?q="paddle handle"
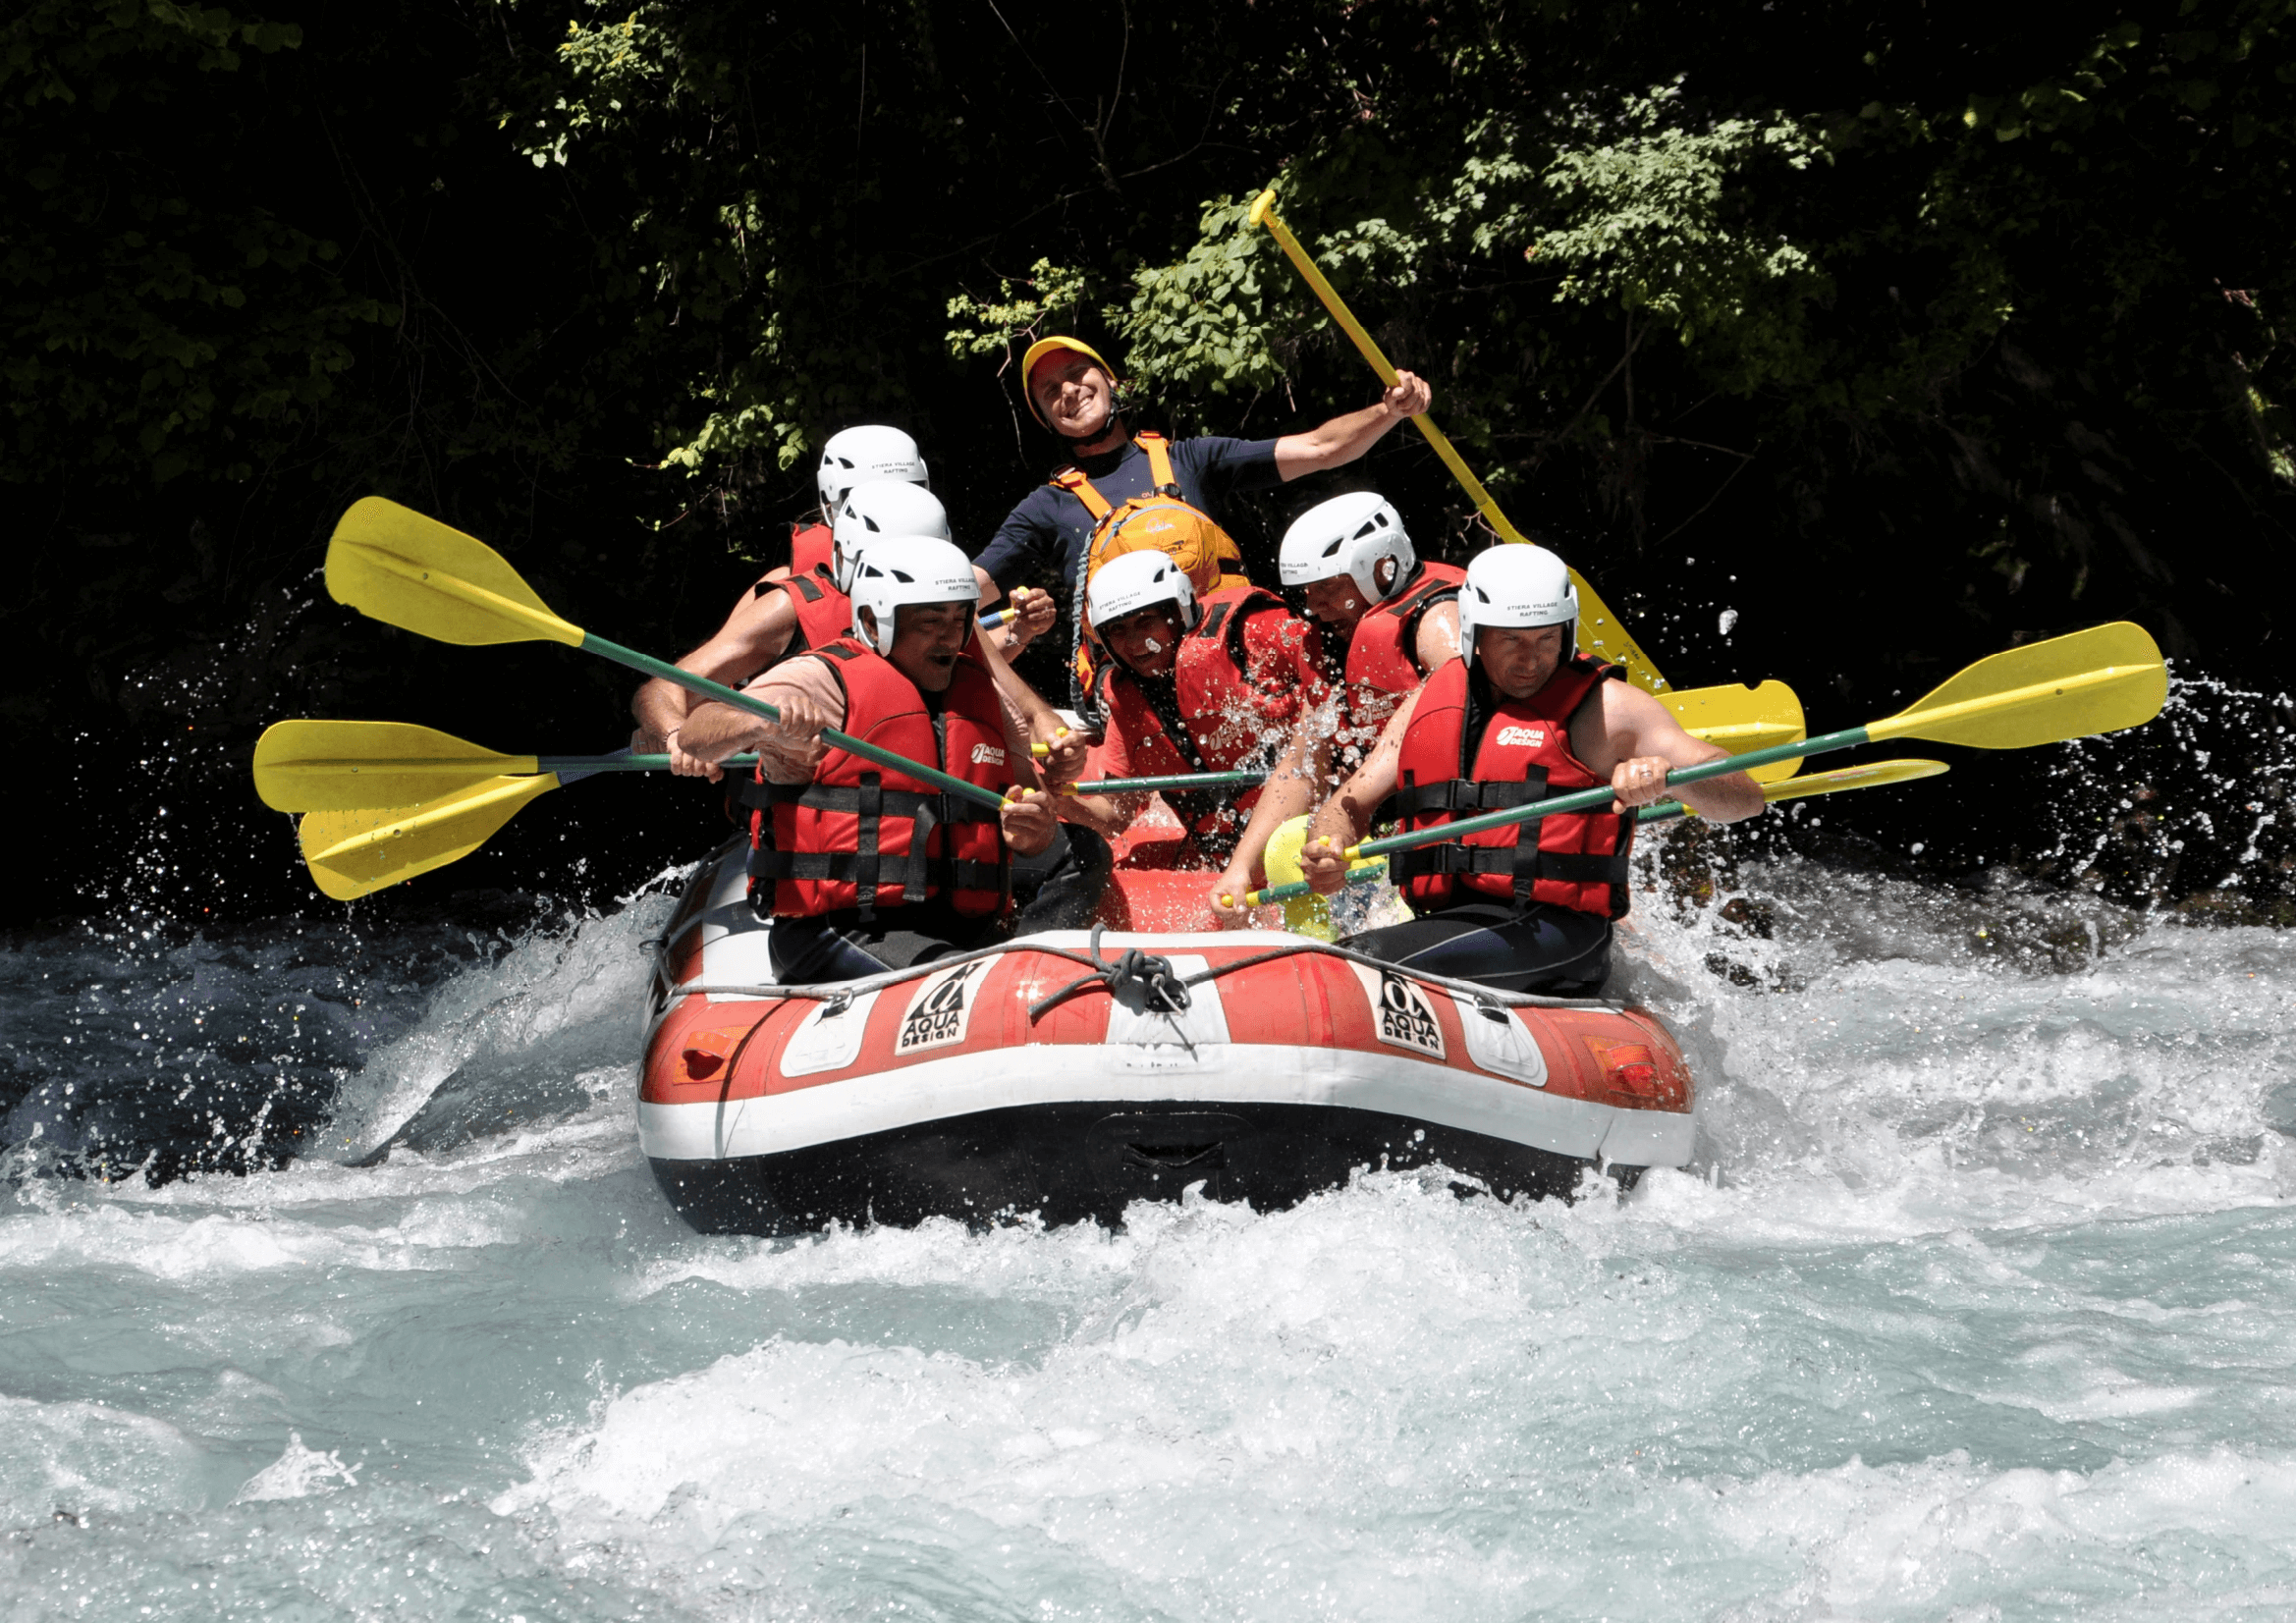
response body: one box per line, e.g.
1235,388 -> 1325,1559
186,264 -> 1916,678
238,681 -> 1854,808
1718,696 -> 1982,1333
1062,770 -> 1266,795
1245,725 -> 1872,904
579,633 -> 1012,811
979,584 -> 1036,630
1241,860 -> 1389,909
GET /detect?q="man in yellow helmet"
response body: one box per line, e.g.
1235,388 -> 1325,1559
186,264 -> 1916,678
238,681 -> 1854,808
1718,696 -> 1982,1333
970,336 -> 1433,701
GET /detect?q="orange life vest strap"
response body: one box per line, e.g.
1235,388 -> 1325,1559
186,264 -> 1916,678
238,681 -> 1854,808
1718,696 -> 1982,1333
1049,465 -> 1116,521
1050,434 -> 1188,519
1137,431 -> 1178,492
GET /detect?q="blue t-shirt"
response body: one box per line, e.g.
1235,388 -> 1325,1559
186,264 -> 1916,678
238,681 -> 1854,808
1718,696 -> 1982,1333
973,434 -> 1283,594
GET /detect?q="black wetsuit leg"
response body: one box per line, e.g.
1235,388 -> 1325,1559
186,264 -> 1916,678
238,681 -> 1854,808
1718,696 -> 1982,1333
1339,901 -> 1613,997
767,897 -> 1010,986
1011,824 -> 1114,934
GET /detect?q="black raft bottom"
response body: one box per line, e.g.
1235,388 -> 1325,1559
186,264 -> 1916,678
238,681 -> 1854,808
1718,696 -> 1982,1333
650,1102 -> 1617,1236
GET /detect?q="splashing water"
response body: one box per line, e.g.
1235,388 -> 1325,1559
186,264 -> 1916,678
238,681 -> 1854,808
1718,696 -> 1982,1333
4,735 -> 2296,1614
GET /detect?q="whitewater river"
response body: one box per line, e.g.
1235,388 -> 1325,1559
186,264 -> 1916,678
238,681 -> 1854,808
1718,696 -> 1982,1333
3,836 -> 2293,1620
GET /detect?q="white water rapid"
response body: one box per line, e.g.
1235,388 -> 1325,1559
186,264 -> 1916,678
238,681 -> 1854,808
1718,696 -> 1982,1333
3,836 -> 2293,1620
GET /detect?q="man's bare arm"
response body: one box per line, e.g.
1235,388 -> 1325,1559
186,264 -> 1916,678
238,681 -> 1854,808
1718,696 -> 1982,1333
1047,788 -> 1146,839
1207,725 -> 1330,922
1581,682 -> 1767,822
1273,372 -> 1434,480
1299,690 -> 1420,892
973,622 -> 1090,784
630,587 -> 800,769
678,659 -> 843,784
1412,600 -> 1460,674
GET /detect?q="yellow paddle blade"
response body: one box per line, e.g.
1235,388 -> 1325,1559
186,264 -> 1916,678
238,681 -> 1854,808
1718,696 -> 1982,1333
253,720 -> 539,812
1655,757 -> 1948,823
297,775 -> 561,900
1662,678 -> 1806,784
327,497 -> 585,648
1763,758 -> 1946,803
1867,622 -> 2166,748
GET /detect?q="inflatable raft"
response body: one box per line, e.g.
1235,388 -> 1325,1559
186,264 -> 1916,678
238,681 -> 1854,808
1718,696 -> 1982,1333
638,833 -> 1695,1234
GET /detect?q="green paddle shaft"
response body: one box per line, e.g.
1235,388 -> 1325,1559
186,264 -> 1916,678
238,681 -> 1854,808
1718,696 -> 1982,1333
540,753 -> 758,774
1066,770 -> 1267,795
578,632 -> 1012,811
1249,725 -> 1868,905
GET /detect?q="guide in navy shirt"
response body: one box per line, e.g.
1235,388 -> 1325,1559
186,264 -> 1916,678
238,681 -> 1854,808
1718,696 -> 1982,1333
969,336 -> 1435,676
972,432 -> 1282,596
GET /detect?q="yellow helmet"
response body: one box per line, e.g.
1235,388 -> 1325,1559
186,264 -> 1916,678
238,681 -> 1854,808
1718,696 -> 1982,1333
1019,336 -> 1118,425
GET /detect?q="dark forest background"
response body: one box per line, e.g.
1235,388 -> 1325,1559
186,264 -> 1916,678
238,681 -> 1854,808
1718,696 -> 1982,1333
7,0 -> 2295,932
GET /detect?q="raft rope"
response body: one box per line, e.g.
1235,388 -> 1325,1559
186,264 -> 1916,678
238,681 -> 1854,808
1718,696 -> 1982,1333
1025,926 -> 1194,1025
646,933 -> 1624,1056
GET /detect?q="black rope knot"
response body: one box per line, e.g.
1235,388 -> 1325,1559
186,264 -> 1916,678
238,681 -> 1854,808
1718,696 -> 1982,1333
1028,925 -> 1194,1024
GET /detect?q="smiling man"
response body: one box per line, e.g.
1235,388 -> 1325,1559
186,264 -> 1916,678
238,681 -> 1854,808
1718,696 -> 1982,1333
969,336 -> 1434,698
1297,544 -> 1766,996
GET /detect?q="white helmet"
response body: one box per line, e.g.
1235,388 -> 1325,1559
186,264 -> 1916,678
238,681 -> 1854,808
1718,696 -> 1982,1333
1278,491 -> 1416,603
816,425 -> 928,513
832,480 -> 951,593
1086,549 -> 1200,643
1457,545 -> 1577,667
847,535 -> 980,656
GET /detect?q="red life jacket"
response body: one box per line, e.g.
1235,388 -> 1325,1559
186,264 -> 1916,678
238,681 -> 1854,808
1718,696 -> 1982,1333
743,638 -> 1014,919
1330,561 -> 1465,761
790,520 -> 834,580
1091,585 -> 1301,854
756,563 -> 852,661
1380,654 -> 1635,919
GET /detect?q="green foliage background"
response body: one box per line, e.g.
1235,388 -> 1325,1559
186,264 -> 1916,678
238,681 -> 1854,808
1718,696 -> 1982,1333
6,0 -> 2293,921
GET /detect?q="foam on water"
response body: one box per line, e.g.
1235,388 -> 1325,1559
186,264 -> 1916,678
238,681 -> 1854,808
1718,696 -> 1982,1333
3,839 -> 2294,1619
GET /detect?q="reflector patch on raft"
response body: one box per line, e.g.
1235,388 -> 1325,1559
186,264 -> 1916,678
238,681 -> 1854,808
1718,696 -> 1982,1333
896,961 -> 986,1055
779,991 -> 882,1078
1350,963 -> 1448,1059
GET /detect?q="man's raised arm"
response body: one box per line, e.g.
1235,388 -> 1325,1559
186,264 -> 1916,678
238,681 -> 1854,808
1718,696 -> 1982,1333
1273,371 -> 1435,481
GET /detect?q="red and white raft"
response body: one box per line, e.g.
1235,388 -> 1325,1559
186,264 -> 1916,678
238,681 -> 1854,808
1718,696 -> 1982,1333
639,837 -> 1695,1234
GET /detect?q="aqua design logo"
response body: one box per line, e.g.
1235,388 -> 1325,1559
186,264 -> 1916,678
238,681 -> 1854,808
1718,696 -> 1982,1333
1494,725 -> 1547,750
1350,962 -> 1448,1058
896,961 -> 984,1055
